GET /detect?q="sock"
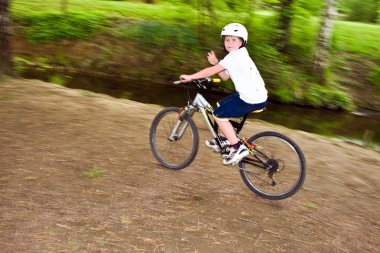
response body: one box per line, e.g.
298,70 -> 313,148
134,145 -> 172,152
232,142 -> 241,150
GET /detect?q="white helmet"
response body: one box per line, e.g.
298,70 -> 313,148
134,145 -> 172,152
220,23 -> 248,44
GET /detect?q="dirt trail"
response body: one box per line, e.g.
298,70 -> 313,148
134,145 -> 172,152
0,79 -> 379,253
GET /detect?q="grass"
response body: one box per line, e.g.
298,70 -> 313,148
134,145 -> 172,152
83,167 -> 104,179
81,90 -> 95,97
48,74 -> 69,86
303,201 -> 318,209
333,20 -> 380,56
11,0 -> 198,22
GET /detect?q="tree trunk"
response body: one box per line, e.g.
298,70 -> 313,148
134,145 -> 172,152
197,0 -> 215,46
61,0 -> 68,15
0,0 -> 12,76
276,0 -> 294,53
312,0 -> 337,84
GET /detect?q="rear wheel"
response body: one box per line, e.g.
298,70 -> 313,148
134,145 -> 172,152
239,131 -> 306,200
150,107 -> 199,170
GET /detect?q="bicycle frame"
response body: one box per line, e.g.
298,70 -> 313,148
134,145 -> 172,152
178,86 -> 251,157
168,92 -> 219,142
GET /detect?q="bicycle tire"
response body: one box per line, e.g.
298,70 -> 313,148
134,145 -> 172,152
150,107 -> 199,170
239,131 -> 306,200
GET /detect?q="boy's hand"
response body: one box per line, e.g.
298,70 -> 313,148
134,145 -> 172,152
180,74 -> 192,83
207,51 -> 219,66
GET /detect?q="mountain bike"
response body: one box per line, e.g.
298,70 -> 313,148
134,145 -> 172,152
149,78 -> 306,200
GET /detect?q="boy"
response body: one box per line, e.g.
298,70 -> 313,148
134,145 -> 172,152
180,23 -> 267,165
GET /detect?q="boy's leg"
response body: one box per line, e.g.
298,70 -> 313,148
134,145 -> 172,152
215,117 -> 249,164
205,128 -> 230,152
215,117 -> 239,145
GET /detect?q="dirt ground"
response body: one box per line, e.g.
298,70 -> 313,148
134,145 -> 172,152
0,79 -> 379,253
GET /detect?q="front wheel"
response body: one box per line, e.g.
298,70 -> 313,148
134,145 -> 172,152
239,131 -> 306,200
150,107 -> 199,170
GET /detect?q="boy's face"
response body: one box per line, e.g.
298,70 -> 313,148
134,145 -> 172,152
224,36 -> 243,52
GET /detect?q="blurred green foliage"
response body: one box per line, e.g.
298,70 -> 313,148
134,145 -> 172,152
49,74 -> 68,86
122,21 -> 198,48
339,0 -> 379,23
288,2 -> 321,66
369,66 -> 380,91
17,11 -> 109,43
305,84 -> 354,110
13,56 -> 33,75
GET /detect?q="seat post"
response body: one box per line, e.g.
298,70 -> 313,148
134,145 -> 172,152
229,114 -> 248,135
237,114 -> 248,134
231,108 -> 265,135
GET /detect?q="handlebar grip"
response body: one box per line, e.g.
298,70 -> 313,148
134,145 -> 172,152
173,80 -> 182,85
212,78 -> 221,84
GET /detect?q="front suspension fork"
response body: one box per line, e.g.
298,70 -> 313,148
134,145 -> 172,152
168,107 -> 195,141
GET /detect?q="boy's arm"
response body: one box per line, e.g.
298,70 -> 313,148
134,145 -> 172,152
218,70 -> 230,81
180,64 -> 226,82
207,50 -> 230,81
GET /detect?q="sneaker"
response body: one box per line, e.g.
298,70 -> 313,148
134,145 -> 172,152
223,145 -> 249,165
205,138 -> 230,152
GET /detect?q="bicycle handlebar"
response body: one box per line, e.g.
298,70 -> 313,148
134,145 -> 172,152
173,78 -> 221,86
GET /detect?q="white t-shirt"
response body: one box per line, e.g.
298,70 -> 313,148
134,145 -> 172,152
219,47 -> 267,104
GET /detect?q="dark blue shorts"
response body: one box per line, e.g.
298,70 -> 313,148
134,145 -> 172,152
213,93 -> 267,118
